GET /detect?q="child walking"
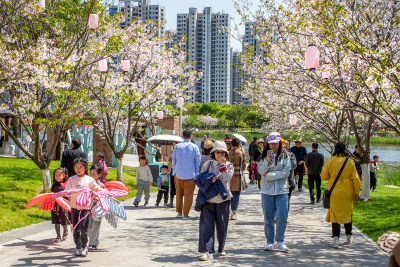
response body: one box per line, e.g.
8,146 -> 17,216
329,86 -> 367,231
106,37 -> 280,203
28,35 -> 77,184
51,167 -> 69,243
96,152 -> 108,183
155,165 -> 170,207
65,158 -> 102,257
133,155 -> 153,207
88,164 -> 105,251
370,155 -> 379,192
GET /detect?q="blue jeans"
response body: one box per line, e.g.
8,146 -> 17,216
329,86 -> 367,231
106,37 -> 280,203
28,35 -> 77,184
231,191 -> 241,212
261,193 -> 288,244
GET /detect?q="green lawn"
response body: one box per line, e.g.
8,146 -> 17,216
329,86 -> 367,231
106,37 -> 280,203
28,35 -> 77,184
0,157 -> 156,233
304,176 -> 400,242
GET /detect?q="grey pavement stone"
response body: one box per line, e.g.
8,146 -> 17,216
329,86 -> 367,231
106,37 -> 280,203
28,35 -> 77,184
0,181 -> 389,266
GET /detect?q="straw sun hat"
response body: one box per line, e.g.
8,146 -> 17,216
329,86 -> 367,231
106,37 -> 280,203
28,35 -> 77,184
204,140 -> 214,149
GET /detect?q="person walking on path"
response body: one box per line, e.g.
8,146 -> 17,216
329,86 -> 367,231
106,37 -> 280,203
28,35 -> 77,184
155,165 -> 170,207
88,164 -> 105,251
228,138 -> 247,220
284,140 -> 297,211
370,155 -> 379,192
258,132 -> 291,252
172,129 -> 201,219
167,142 -> 177,208
305,143 -> 324,204
290,138 -> 307,192
254,139 -> 265,190
96,152 -> 108,183
200,140 -> 214,170
200,135 -> 208,155
198,141 -> 234,261
248,137 -> 258,162
61,138 -> 86,177
133,155 -> 153,207
321,142 -> 361,248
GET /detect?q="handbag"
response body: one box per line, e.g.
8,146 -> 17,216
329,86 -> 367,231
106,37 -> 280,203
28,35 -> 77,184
323,157 -> 349,209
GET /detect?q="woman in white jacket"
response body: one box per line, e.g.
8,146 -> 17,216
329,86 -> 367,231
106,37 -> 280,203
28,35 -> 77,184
258,132 -> 292,252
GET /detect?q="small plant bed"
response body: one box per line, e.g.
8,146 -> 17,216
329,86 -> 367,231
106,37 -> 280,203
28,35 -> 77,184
0,157 -> 156,233
303,176 -> 400,242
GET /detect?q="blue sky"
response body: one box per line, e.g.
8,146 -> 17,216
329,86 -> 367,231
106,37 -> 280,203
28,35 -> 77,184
153,0 -> 259,51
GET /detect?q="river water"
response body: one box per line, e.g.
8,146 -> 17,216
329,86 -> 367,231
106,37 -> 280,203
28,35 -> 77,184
194,140 -> 400,167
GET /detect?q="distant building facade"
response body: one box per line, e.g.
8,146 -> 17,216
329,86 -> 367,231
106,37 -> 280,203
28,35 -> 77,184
112,0 -> 166,34
175,7 -> 231,104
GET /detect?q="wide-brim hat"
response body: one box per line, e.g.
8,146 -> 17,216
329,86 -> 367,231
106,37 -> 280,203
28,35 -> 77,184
204,140 -> 214,149
211,141 -> 228,153
257,139 -> 265,143
295,137 -> 303,143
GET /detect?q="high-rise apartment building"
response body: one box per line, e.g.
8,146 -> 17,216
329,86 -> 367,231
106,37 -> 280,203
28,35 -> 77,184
229,21 -> 266,105
231,50 -> 251,105
113,0 -> 166,34
176,7 -> 231,104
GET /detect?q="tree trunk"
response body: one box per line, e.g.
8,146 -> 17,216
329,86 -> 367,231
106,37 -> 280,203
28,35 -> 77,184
360,163 -> 371,201
41,168 -> 52,192
116,157 -> 124,182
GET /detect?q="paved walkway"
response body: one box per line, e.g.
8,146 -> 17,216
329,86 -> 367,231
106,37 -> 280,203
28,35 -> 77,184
0,183 -> 388,266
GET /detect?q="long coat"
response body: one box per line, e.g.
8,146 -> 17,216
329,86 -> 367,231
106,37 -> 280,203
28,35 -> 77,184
228,148 -> 247,192
321,155 -> 361,224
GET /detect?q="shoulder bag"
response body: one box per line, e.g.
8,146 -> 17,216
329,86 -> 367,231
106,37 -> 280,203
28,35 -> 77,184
323,157 -> 349,209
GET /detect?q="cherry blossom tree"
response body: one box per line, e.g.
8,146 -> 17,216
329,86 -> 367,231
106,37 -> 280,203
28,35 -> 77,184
234,0 -> 394,200
198,115 -> 219,130
0,0 -> 107,191
85,19 -> 199,181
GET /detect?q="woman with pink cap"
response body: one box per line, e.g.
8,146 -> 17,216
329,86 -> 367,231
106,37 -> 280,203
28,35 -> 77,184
258,132 -> 292,252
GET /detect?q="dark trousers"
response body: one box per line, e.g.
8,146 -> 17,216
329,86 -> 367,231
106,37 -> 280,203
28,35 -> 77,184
332,222 -> 352,237
170,173 -> 176,204
307,174 -> 321,201
295,164 -> 305,190
156,186 -> 169,203
198,200 -> 230,253
256,172 -> 261,190
288,187 -> 294,212
71,208 -> 90,249
370,172 -> 377,190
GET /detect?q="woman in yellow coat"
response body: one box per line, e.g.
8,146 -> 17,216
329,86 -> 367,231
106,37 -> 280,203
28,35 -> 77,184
321,142 -> 361,248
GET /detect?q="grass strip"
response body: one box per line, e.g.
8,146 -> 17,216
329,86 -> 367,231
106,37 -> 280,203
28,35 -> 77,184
0,157 -> 156,233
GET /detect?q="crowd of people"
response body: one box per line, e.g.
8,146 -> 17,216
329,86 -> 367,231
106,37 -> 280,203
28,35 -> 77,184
47,131 -> 387,263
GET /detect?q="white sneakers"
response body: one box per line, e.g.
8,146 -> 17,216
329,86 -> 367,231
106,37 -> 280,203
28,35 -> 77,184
264,244 -> 274,251
176,213 -> 183,218
198,252 -> 226,261
346,235 -> 353,245
230,212 -> 237,220
264,243 -> 289,252
275,242 -> 289,252
332,236 -> 339,248
81,246 -> 88,257
198,252 -> 214,261
331,235 -> 353,248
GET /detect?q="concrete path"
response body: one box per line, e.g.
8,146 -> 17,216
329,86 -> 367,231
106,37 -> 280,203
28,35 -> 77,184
0,183 -> 388,266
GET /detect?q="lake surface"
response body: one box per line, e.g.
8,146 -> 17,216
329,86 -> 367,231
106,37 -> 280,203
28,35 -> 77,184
194,140 -> 400,167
